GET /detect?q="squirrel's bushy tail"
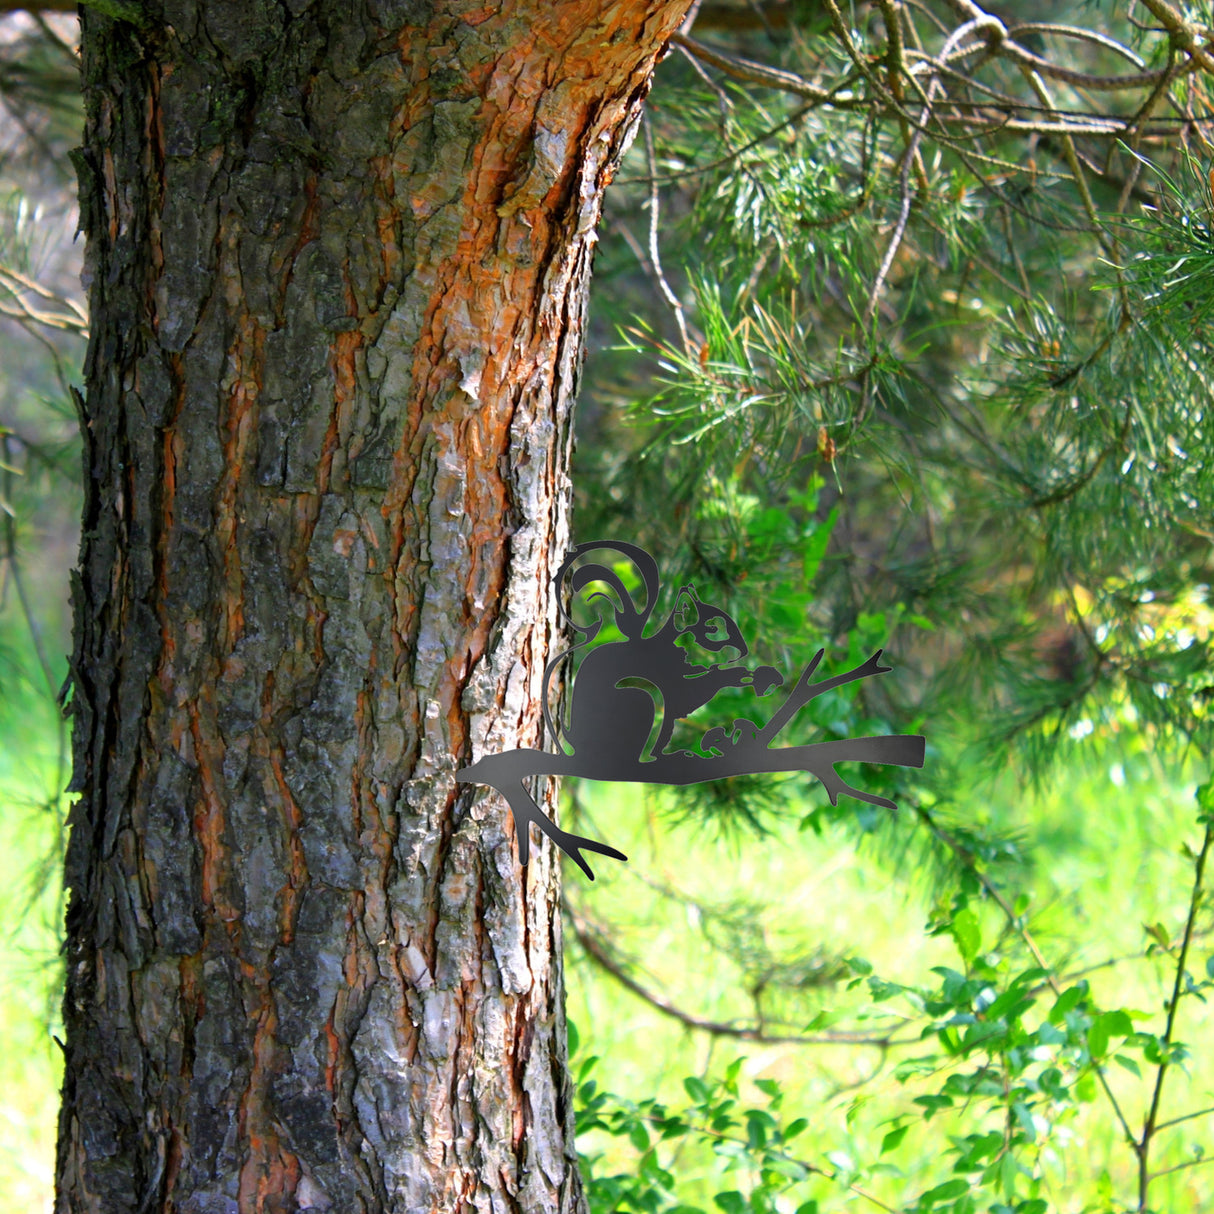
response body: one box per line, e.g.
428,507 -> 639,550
542,540 -> 662,753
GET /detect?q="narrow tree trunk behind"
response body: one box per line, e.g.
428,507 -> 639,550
57,3 -> 688,1210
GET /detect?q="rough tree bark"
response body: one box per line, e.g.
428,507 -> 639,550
56,2 -> 691,1210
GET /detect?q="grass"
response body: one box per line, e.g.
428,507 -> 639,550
562,746 -> 1214,1211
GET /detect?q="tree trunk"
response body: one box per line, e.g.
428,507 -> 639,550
56,2 -> 689,1210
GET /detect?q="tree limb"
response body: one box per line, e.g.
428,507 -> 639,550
567,904 -> 903,1047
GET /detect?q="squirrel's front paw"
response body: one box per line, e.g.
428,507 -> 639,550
751,665 -> 784,696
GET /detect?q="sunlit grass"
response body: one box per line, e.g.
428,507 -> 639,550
564,748 -> 1214,1211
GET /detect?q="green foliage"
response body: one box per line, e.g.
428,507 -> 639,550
574,1035 -> 835,1214
568,782 -> 1214,1213
581,2 -> 1214,789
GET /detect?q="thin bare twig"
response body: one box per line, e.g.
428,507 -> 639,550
567,903 -> 905,1048
643,115 -> 693,356
877,0 -> 929,191
1017,60 -> 1133,322
672,31 -> 834,103
616,100 -> 819,187
860,14 -> 1005,333
1135,0 -> 1214,75
1147,1154 -> 1214,1182
0,264 -> 89,336
680,28 -> 1214,132
1009,22 -> 1147,67
1155,1104 -> 1214,1132
1137,816 -> 1213,1211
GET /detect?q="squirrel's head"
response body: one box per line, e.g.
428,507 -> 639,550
673,586 -> 749,660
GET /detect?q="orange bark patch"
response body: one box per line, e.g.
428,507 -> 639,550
368,137 -> 405,291
323,1012 -> 341,1096
189,699 -> 238,923
317,326 -> 363,494
216,314 -> 264,651
269,749 -> 309,946
237,999 -> 302,1214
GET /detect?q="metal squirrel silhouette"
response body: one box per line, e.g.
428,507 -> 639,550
547,542 -> 785,766
457,541 -> 926,879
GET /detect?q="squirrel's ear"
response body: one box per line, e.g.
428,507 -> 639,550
674,586 -> 699,629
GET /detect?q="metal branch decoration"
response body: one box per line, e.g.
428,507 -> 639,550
457,541 -> 925,879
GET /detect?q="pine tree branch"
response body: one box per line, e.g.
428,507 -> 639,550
671,31 -> 835,103
1135,0 -> 1214,75
566,903 -> 905,1047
